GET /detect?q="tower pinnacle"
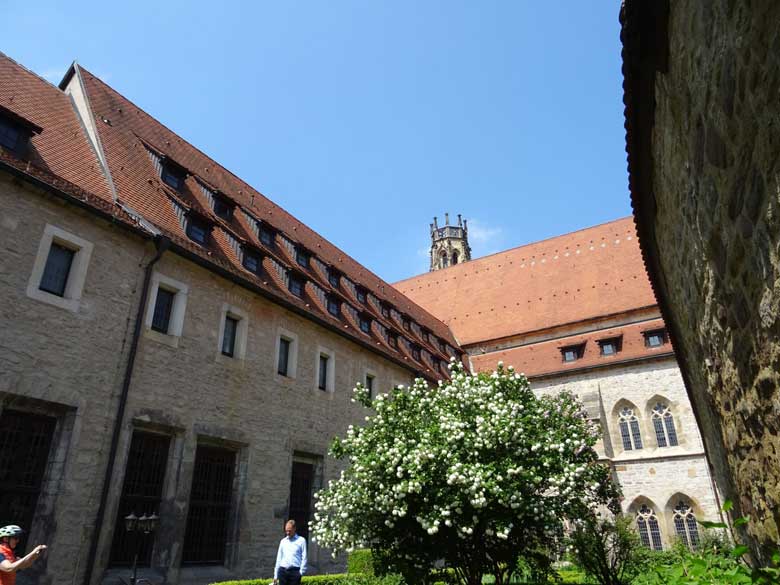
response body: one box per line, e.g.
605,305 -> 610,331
429,213 -> 472,271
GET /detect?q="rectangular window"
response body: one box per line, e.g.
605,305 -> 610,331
359,316 -> 371,334
110,431 -> 170,566
295,248 -> 310,268
421,330 -> 430,343
278,338 -> 290,376
0,410 -> 56,552
288,275 -> 304,298
186,217 -> 209,245
318,354 -> 329,391
161,164 -> 185,191
328,270 -> 340,288
38,242 -> 74,297
212,196 -> 233,221
561,343 -> 585,362
182,445 -> 236,565
151,287 -> 175,333
327,297 -> 340,317
0,117 -> 21,150
388,333 -> 398,349
365,374 -> 375,399
222,316 -> 238,357
411,345 -> 421,361
259,225 -> 274,247
599,337 -> 622,356
381,304 -> 391,319
402,318 -> 411,331
242,248 -> 261,275
356,287 -> 367,304
644,329 -> 667,348
288,460 -> 314,540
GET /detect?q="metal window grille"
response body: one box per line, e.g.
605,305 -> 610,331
151,288 -> 175,333
182,445 -> 236,565
109,431 -> 170,566
288,462 -> 314,540
0,410 -> 56,551
278,338 -> 290,376
318,355 -> 328,390
222,316 -> 238,357
39,243 -> 75,297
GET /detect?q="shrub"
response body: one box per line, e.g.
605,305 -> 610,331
210,574 -> 404,585
348,549 -> 375,575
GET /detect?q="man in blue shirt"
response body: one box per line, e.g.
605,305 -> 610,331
273,520 -> 307,585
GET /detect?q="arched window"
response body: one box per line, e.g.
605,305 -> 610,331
636,504 -> 663,550
439,250 -> 449,268
673,501 -> 700,549
651,402 -> 679,447
618,406 -> 643,450
451,250 -> 459,265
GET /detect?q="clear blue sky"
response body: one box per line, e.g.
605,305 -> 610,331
3,1 -> 628,283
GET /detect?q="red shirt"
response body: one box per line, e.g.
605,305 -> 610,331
0,543 -> 17,585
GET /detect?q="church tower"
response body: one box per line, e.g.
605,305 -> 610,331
430,213 -> 471,271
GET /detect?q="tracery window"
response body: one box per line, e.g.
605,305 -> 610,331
673,501 -> 700,549
618,406 -> 643,450
651,402 -> 679,447
636,504 -> 663,550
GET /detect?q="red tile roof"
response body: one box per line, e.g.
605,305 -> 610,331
394,218 -> 658,346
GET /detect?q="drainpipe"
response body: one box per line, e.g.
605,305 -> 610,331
82,235 -> 170,585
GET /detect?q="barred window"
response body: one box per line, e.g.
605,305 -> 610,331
636,504 -> 663,550
673,501 -> 700,549
651,402 -> 679,447
618,407 -> 643,450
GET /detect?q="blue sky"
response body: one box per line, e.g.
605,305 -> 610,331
2,1 -> 627,283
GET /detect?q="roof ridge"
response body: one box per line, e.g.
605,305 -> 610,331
0,51 -> 67,92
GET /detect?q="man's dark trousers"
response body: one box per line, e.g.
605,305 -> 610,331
279,566 -> 302,585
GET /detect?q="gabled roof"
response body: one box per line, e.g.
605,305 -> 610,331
394,218 -> 658,346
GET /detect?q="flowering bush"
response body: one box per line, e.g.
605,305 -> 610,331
311,360 -> 618,585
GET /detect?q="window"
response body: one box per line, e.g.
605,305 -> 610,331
221,316 -> 238,357
151,287 -> 175,333
618,406 -> 643,450
186,216 -> 210,245
318,354 -> 329,391
365,374 -> 375,399
212,195 -> 233,221
636,505 -> 663,550
27,224 -> 94,312
388,332 -> 398,349
259,225 -> 275,247
0,117 -> 22,151
411,345 -> 421,361
295,247 -> 310,268
161,163 -> 185,191
328,269 -> 340,288
651,402 -> 679,447
673,501 -> 700,549
278,338 -> 291,376
402,317 -> 411,331
644,329 -> 668,348
182,445 -> 236,564
38,242 -> 74,297
381,303 -> 391,319
359,315 -> 371,334
242,248 -> 262,275
288,275 -> 304,298
0,410 -> 56,552
439,339 -> 447,352
356,287 -> 367,304
327,296 -> 341,317
110,431 -> 170,566
561,343 -> 585,362
599,337 -> 622,356
421,329 -> 430,343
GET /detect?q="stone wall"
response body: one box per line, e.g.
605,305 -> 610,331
626,0 -> 780,561
0,173 -> 414,585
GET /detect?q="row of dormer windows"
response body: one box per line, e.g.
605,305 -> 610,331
560,328 -> 668,363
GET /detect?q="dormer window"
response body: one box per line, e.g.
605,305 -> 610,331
411,345 -> 421,361
326,296 -> 341,317
259,224 -> 275,247
359,315 -> 371,334
242,248 -> 262,275
387,332 -> 398,349
421,329 -> 430,343
599,336 -> 622,356
295,248 -> 310,268
561,343 -> 586,363
355,286 -> 367,304
186,215 -> 209,245
288,274 -> 304,298
381,303 -> 391,319
0,118 -> 22,151
0,107 -> 41,156
328,269 -> 340,288
402,317 -> 411,331
644,329 -> 668,348
212,194 -> 233,221
439,339 -> 447,352
161,162 -> 186,191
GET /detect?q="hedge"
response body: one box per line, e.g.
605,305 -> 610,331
347,549 -> 374,576
210,573 -> 404,585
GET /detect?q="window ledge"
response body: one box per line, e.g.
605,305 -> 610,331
143,327 -> 180,348
214,352 -> 246,368
25,286 -> 82,313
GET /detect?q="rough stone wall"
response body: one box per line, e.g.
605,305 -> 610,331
532,359 -> 721,545
0,174 -> 414,585
647,0 -> 780,560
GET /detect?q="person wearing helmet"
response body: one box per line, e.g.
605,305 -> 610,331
0,525 -> 46,585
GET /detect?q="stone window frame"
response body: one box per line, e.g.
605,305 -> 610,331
665,494 -> 701,550
643,394 -> 687,450
275,327 -> 299,380
26,223 -> 94,313
216,303 -> 249,362
627,497 -> 664,551
314,345 -> 336,394
611,400 -> 645,454
143,272 -> 190,347
363,367 -> 378,400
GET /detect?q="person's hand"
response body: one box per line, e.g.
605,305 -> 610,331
33,545 -> 47,556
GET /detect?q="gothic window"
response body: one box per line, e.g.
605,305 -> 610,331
451,250 -> 459,265
636,504 -> 663,550
673,501 -> 700,549
651,402 -> 679,447
618,406 -> 643,450
440,250 -> 449,268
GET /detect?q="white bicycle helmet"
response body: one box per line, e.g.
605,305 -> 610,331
0,525 -> 24,539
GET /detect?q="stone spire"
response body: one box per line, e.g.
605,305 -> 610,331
429,213 -> 471,271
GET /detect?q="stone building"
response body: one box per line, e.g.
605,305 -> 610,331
429,213 -> 471,271
620,0 -> 780,561
0,53 -> 464,585
395,217 -> 723,549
